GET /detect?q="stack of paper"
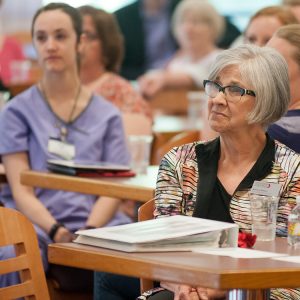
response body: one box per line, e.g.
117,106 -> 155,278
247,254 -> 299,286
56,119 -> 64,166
74,215 -> 238,252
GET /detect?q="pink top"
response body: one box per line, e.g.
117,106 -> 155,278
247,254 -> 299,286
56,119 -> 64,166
0,36 -> 25,86
87,72 -> 152,120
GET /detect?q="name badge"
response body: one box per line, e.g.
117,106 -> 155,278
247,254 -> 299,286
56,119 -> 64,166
48,138 -> 75,160
250,180 -> 282,197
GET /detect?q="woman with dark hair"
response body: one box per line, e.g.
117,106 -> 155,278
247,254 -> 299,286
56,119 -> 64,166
0,2 -> 130,286
79,5 -> 151,120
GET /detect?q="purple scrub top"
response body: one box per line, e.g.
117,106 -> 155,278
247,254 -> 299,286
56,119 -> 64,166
0,86 -> 130,231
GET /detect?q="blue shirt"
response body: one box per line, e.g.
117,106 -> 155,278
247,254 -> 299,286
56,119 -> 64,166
268,109 -> 300,154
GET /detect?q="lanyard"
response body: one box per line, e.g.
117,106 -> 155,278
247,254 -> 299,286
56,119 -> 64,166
39,82 -> 81,141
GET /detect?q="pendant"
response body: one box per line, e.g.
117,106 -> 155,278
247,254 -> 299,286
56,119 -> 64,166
60,126 -> 68,141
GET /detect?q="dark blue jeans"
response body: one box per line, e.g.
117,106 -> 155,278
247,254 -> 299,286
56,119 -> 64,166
94,272 -> 140,300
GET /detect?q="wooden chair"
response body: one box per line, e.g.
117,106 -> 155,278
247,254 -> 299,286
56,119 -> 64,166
0,207 -> 50,299
152,130 -> 201,165
138,199 -> 155,293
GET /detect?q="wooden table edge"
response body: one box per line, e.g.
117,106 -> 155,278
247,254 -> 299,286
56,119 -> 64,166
21,170 -> 154,202
48,243 -> 300,289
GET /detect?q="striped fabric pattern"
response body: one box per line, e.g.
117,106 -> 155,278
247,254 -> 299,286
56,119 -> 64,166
153,139 -> 300,299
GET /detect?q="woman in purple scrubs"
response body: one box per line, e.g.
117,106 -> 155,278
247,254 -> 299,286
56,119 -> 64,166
0,3 -> 130,286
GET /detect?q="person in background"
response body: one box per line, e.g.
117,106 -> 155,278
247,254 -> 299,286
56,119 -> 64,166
204,5 -> 298,141
114,0 -> 180,80
267,24 -> 300,153
79,4 -> 151,241
78,5 -> 151,120
244,6 -> 298,47
138,0 -> 224,98
0,0 -> 25,86
138,44 -> 300,300
0,3 -> 130,287
283,0 -> 300,21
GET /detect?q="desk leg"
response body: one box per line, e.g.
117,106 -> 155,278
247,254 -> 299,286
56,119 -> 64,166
226,289 -> 269,300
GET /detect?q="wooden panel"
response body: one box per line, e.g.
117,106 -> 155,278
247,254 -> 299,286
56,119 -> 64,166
0,255 -> 29,274
0,281 -> 34,299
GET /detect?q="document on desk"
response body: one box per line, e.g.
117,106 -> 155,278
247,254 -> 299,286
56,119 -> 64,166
47,159 -> 132,176
272,256 -> 300,263
74,215 -> 238,252
193,247 -> 287,258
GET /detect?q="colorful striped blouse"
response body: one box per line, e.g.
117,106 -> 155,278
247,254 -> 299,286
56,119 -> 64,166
152,138 -> 300,299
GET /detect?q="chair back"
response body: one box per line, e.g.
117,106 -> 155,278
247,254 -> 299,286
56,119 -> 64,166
153,130 -> 200,165
138,198 -> 155,222
138,199 -> 156,293
0,207 -> 50,299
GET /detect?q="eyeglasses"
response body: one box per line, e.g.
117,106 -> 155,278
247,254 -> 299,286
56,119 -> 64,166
203,80 -> 256,102
83,31 -> 98,41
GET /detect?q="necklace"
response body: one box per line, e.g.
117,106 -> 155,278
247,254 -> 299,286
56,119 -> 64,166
39,82 -> 82,141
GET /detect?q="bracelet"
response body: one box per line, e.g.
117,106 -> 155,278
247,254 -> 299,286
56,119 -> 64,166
84,225 -> 96,230
48,222 -> 65,240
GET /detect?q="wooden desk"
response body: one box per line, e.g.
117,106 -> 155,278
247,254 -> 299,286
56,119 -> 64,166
21,166 -> 158,203
48,238 -> 300,299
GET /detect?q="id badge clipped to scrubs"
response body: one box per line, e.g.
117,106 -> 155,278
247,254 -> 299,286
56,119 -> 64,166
48,137 -> 75,160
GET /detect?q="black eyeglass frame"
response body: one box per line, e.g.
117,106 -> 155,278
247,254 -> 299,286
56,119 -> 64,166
203,80 -> 256,99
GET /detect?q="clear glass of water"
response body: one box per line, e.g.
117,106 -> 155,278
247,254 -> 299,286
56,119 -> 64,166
249,194 -> 279,241
187,91 -> 207,130
127,135 -> 153,174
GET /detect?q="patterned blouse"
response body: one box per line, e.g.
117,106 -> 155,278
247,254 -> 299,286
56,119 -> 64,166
139,137 -> 300,300
86,72 -> 152,120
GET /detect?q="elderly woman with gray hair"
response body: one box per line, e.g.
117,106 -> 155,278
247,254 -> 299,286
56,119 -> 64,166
136,44 -> 300,300
138,0 -> 224,98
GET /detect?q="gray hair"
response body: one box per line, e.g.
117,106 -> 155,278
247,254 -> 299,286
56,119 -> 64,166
208,44 -> 290,127
172,0 -> 225,42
